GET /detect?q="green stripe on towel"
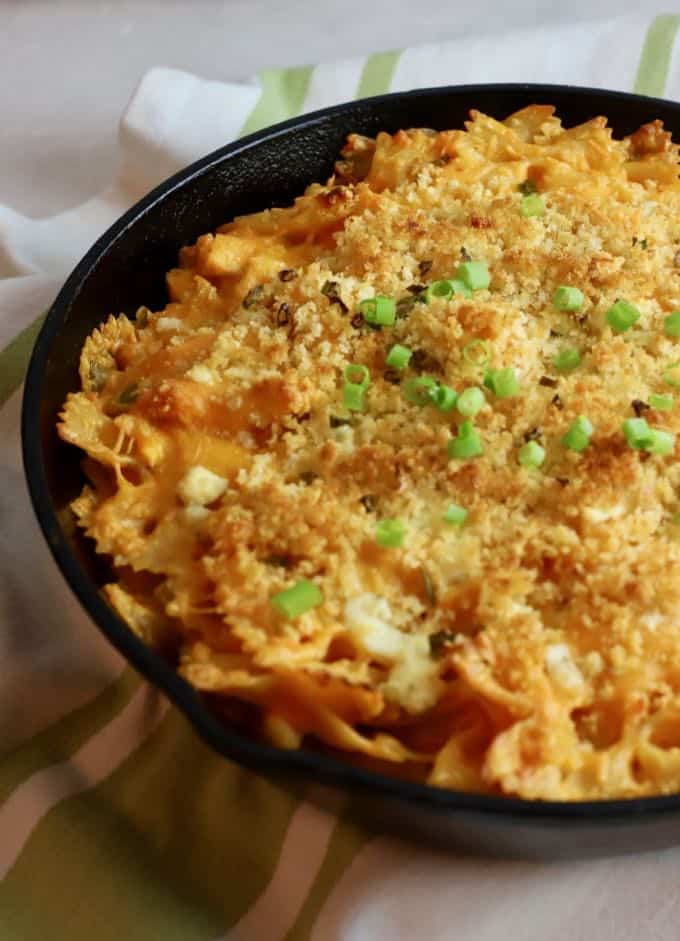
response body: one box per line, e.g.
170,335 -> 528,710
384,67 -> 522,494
0,314 -> 45,408
356,49 -> 401,99
0,709 -> 304,940
0,668 -> 139,806
286,807 -> 373,940
239,65 -> 314,137
634,14 -> 680,97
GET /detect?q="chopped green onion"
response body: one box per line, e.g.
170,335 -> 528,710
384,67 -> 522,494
403,375 -> 438,406
647,429 -> 675,455
432,384 -> 458,412
443,503 -> 468,526
456,386 -> 485,416
483,367 -> 520,398
447,420 -> 483,460
518,440 -> 545,468
553,347 -> 581,372
606,299 -> 640,333
462,338 -> 491,366
573,415 -> 593,436
359,295 -> 396,327
622,417 -> 654,450
343,383 -> 366,411
663,362 -> 680,388
664,310 -> 680,337
386,344 -> 412,369
553,286 -> 584,312
343,363 -> 370,411
621,418 -> 674,454
447,279 -> 472,297
562,415 -> 593,452
424,279 -> 453,301
520,194 -> 545,217
271,580 -> 323,619
376,518 -> 406,548
650,393 -> 674,410
456,261 -> 490,291
343,364 -> 369,387
423,279 -> 472,303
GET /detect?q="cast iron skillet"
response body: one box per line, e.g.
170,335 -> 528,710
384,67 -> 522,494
22,84 -> 680,858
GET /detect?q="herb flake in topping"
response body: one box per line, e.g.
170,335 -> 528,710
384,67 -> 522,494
350,313 -> 364,329
396,295 -> 417,318
539,375 -> 558,388
551,393 -> 564,410
518,179 -> 537,195
383,368 -> 402,385
631,399 -> 650,417
421,566 -> 437,606
418,259 -> 433,277
243,285 -> 264,308
429,630 -> 458,658
88,363 -> 110,392
329,415 -> 352,428
460,246 -> 471,262
411,348 -> 440,373
117,383 -> 140,406
299,470 -> 320,485
407,283 -> 427,295
276,303 -> 290,326
264,554 -> 293,568
523,427 -> 541,442
321,280 -> 349,313
279,268 -> 297,281
359,494 -> 378,513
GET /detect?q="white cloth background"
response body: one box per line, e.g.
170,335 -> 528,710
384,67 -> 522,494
3,13 -> 680,940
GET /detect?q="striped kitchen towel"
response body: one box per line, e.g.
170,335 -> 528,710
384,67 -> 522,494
2,14 -> 680,941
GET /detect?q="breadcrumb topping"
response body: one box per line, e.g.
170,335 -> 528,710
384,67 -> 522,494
59,106 -> 680,800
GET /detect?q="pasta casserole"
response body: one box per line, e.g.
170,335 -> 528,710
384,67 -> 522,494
59,105 -> 680,800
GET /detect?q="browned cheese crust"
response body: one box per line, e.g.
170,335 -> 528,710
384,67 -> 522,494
59,107 -> 680,800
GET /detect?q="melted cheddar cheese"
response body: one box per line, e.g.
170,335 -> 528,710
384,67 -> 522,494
60,106 -> 680,800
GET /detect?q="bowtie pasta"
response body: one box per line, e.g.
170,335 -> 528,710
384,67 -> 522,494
60,106 -> 680,800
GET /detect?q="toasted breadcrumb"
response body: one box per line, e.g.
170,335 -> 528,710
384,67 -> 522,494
59,106 -> 680,799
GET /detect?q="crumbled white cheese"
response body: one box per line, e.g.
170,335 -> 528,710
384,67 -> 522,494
155,316 -> 185,332
545,644 -> 584,690
640,611 -> 663,631
583,651 -> 604,678
186,364 -> 216,385
582,503 -> 626,524
344,593 -> 444,714
356,284 -> 375,303
344,593 -> 404,658
330,425 -> 355,456
184,505 -> 210,522
177,465 -> 228,506
381,634 -> 444,714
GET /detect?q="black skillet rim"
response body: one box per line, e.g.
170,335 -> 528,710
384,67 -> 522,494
21,82 -> 680,824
